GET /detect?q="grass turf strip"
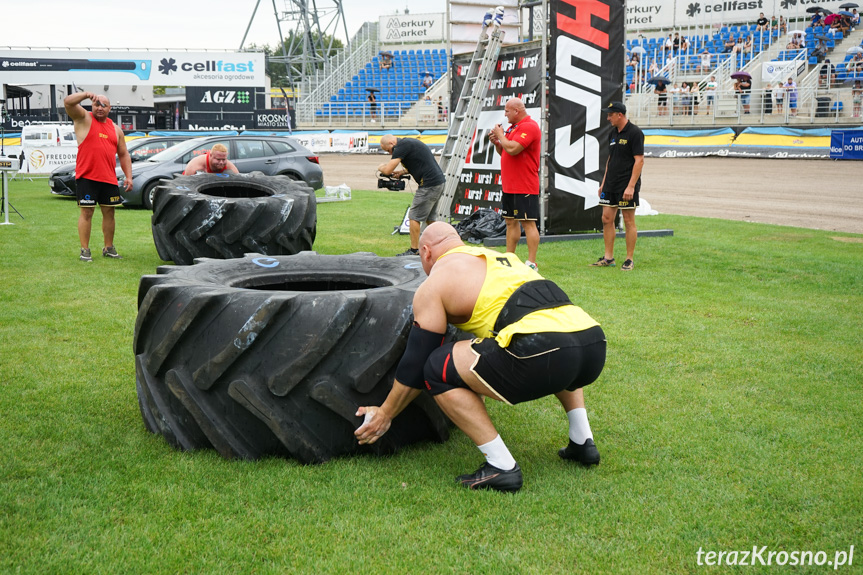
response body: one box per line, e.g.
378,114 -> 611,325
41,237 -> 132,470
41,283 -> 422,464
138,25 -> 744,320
0,178 -> 861,573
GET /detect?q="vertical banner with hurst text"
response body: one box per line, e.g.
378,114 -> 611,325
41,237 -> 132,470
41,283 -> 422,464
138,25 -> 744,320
450,43 -> 542,218
548,0 -> 625,233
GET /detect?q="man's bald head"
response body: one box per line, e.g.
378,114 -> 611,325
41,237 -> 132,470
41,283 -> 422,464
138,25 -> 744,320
418,222 -> 464,274
380,134 -> 397,152
506,97 -> 525,112
503,98 -> 527,124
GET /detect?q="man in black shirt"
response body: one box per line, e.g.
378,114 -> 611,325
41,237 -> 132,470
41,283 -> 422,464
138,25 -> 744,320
590,102 -> 644,271
379,135 -> 447,256
756,12 -> 769,31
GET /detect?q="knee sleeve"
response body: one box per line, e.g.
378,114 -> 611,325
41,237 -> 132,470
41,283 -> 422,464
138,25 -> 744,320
423,344 -> 468,395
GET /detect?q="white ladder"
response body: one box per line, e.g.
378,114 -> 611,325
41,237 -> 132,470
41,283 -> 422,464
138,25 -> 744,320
434,7 -> 505,221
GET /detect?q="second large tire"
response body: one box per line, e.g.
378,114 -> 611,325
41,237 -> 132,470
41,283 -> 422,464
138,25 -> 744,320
134,252 -> 452,464
151,173 -> 316,265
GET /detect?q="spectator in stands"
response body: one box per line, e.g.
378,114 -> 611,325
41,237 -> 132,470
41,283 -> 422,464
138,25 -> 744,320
837,14 -> 852,36
742,35 -> 753,55
655,80 -> 668,115
784,77 -> 798,116
380,52 -> 393,70
812,39 -> 828,63
437,96 -> 447,122
763,83 -> 773,115
852,80 -> 862,118
811,10 -> 823,26
367,91 -> 378,122
680,36 -> 690,54
670,82 -> 681,114
723,36 -> 736,53
422,73 -> 434,90
773,81 -> 785,115
731,37 -> 744,56
628,51 -> 641,68
770,14 -> 779,31
756,13 -> 769,32
786,35 -> 802,50
690,81 -> 700,115
734,75 -> 752,115
852,9 -> 860,29
705,75 -> 717,111
779,16 -> 788,33
664,34 -> 673,54
698,49 -> 712,74
849,52 -> 863,73
672,32 -> 681,53
819,59 -> 836,87
648,59 -> 660,77
680,82 -> 692,115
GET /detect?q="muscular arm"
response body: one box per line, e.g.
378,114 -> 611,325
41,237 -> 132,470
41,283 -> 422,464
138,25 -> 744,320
490,125 -> 526,156
64,92 -> 94,143
116,127 -> 133,191
377,157 -> 403,176
224,160 -> 239,174
183,156 -> 205,175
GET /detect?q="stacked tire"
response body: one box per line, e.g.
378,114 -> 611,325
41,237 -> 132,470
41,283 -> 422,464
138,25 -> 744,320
134,252 -> 452,464
151,173 -> 316,265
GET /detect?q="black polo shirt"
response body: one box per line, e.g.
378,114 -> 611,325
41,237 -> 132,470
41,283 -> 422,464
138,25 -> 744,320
390,138 -> 445,188
604,120 -> 644,195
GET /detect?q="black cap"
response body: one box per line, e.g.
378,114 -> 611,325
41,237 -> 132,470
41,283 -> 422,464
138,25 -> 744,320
606,101 -> 626,114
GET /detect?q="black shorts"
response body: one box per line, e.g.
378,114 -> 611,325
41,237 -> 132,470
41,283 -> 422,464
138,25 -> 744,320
76,178 -> 122,207
501,193 -> 539,220
469,326 -> 606,405
599,181 -> 640,210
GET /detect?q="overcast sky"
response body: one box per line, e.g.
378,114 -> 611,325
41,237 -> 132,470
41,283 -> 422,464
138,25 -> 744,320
1,0 -> 446,50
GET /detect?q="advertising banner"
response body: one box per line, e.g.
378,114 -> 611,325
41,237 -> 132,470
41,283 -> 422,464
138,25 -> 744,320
185,86 -> 256,112
291,132 -> 369,153
253,110 -> 296,130
830,129 -> 863,160
19,147 -> 77,175
450,44 -> 543,218
0,50 -> 266,87
379,12 -> 445,42
547,0 -> 625,234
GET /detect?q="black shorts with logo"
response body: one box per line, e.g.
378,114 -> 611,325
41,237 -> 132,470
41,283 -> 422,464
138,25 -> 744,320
469,325 -> 606,405
599,180 -> 640,210
501,193 -> 539,220
76,178 -> 122,207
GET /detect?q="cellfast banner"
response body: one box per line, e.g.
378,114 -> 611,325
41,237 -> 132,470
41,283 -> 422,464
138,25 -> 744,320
0,50 -> 266,87
547,0 -> 625,234
450,44 -> 543,218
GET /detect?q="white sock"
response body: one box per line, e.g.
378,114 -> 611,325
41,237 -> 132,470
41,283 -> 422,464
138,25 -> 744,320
567,408 -> 593,445
477,434 -> 517,471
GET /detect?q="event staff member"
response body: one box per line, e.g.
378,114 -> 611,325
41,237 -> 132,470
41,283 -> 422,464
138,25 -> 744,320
489,97 -> 541,271
591,102 -> 644,271
182,143 -> 239,175
64,92 -> 132,262
355,222 -> 606,492
378,134 -> 446,256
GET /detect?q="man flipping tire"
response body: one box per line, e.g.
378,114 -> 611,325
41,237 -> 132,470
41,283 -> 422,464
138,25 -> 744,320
355,222 -> 606,492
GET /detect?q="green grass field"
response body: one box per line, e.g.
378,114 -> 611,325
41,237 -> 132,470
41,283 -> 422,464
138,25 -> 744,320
1,177 -> 861,574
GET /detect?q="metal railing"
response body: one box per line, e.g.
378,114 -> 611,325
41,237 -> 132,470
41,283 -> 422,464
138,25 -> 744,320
296,22 -> 379,123
628,85 -> 859,124
306,99 -> 449,129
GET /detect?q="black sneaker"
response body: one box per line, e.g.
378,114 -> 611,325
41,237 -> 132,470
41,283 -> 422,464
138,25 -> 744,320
589,256 -> 615,267
80,248 -> 93,262
102,246 -> 122,259
621,259 -> 634,271
397,247 -> 419,257
558,438 -> 601,466
456,462 -> 523,492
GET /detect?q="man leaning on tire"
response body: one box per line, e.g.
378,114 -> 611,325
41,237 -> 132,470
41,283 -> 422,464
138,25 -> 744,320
378,134 -> 446,256
183,143 -> 239,175
355,222 -> 606,492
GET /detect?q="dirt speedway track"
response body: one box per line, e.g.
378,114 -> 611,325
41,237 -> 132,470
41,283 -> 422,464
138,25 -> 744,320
319,154 -> 863,235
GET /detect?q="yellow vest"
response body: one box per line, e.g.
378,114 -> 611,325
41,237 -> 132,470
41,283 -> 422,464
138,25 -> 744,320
440,246 -> 599,347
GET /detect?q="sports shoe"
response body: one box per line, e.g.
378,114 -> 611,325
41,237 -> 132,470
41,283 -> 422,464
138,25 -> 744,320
558,438 -> 601,466
456,462 -> 523,492
525,261 -> 539,272
621,259 -> 634,271
589,256 -> 615,267
397,247 -> 419,257
102,246 -> 123,259
79,248 -> 93,262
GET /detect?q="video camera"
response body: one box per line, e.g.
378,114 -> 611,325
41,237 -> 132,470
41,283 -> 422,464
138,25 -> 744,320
377,173 -> 410,191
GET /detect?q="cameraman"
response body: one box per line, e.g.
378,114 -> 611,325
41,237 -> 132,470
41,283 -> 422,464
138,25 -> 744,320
379,134 -> 446,256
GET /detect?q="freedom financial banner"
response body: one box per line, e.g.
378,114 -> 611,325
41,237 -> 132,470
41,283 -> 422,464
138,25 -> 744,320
547,0 -> 625,233
450,44 -> 542,218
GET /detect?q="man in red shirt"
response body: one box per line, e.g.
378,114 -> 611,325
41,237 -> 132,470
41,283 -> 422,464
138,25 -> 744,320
489,98 -> 541,270
64,92 -> 132,262
183,143 -> 239,175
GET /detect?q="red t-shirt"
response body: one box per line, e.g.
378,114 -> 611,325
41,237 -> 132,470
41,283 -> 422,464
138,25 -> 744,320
500,114 -> 540,195
75,113 -> 119,185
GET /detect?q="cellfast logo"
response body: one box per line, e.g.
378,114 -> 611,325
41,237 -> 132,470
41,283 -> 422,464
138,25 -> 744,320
159,58 -> 255,76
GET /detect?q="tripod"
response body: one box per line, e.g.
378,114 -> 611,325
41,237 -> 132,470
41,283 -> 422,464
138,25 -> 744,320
1,102 -> 24,225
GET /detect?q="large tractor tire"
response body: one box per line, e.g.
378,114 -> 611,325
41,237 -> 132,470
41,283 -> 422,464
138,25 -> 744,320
151,173 -> 316,265
134,252 -> 452,464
